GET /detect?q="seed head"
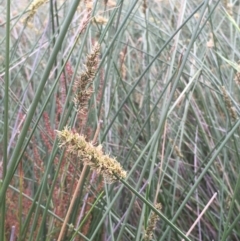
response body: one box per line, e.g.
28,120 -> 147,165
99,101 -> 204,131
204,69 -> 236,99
57,127 -> 127,182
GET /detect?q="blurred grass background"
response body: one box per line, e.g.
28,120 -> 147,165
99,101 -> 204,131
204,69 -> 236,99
1,0 -> 240,240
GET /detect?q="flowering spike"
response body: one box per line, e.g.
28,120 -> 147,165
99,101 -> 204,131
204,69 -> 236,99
57,127 -> 126,182
73,43 -> 100,111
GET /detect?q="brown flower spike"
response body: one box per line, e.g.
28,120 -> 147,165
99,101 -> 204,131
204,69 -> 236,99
25,0 -> 48,23
73,43 -> 100,110
221,86 -> 237,121
144,203 -> 162,241
57,127 -> 126,182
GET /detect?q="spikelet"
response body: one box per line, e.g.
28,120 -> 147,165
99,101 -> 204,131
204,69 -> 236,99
170,139 -> 184,159
105,0 -> 117,8
221,86 -> 237,121
93,16 -> 108,25
73,43 -> 100,111
104,0 -> 116,7
144,203 -> 162,241
25,0 -> 48,24
207,33 -> 214,48
85,0 -> 93,12
235,72 -> 240,85
234,61 -> 240,85
142,0 -> 147,15
56,127 -> 127,182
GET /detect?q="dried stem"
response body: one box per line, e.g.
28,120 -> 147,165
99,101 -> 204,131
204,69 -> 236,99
57,121 -> 108,241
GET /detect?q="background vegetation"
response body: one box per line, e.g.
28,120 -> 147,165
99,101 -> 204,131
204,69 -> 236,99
1,0 -> 240,240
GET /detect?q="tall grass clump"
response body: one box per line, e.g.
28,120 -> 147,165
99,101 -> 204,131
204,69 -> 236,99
1,0 -> 240,240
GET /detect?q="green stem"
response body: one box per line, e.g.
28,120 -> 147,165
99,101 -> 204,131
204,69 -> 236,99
1,0 -> 11,239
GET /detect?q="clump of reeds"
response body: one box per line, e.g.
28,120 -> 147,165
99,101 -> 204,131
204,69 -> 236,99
144,203 -> 162,241
56,127 -> 127,182
221,86 -> 237,121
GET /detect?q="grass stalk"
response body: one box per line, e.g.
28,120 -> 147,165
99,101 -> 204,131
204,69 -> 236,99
1,0 -> 11,239
57,165 -> 88,241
